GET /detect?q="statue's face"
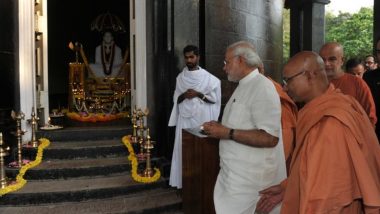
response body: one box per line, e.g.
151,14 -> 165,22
103,32 -> 113,43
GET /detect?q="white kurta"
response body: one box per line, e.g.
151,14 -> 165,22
168,66 -> 221,188
214,69 -> 286,214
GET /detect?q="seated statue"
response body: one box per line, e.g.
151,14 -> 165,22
89,31 -> 124,77
68,31 -> 130,115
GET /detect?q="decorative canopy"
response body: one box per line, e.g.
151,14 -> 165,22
90,12 -> 126,33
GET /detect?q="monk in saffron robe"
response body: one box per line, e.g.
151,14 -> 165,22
270,78 -> 297,172
259,65 -> 298,172
256,51 -> 380,213
319,42 -> 377,127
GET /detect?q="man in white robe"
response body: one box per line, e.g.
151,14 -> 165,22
202,41 -> 286,213
168,45 -> 221,189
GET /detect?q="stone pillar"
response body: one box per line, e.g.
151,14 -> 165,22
0,0 -> 19,109
303,0 -> 330,52
374,0 -> 379,53
173,1 -> 200,68
287,0 -> 330,56
289,5 -> 302,57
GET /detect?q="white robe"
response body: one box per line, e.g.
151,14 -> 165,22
168,66 -> 221,188
214,69 -> 286,214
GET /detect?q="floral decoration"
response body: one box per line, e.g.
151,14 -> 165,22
67,112 -> 129,123
0,138 -> 50,196
122,135 -> 161,183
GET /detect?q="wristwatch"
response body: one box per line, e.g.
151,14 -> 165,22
229,129 -> 235,140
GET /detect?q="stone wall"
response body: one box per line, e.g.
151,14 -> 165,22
204,0 -> 284,102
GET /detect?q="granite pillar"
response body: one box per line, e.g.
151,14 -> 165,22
373,0 -> 379,53
287,0 -> 329,56
303,0 -> 329,52
0,0 -> 19,110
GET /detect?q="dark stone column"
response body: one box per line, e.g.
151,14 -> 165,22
173,0 -> 201,67
374,0 -> 380,53
0,0 -> 19,110
287,0 -> 329,56
147,0 -> 179,159
303,0 -> 330,52
0,0 -> 18,161
289,5 -> 302,57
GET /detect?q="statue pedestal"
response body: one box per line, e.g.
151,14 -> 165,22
182,130 -> 219,214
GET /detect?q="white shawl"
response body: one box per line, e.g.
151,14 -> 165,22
168,66 -> 221,188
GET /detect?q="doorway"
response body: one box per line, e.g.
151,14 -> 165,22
47,0 -> 130,112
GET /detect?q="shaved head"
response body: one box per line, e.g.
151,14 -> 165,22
320,42 -> 344,56
283,51 -> 329,103
319,42 -> 345,80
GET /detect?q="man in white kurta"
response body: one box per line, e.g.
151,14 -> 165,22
168,45 -> 221,189
202,41 -> 286,213
215,69 -> 285,213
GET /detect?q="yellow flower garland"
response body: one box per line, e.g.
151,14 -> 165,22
122,136 -> 161,183
0,138 -> 50,196
67,112 -> 129,123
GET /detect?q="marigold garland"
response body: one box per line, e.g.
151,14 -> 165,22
67,112 -> 129,123
0,138 -> 50,196
122,135 -> 161,183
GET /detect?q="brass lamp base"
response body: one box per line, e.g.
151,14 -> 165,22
130,136 -> 138,144
0,178 -> 9,189
136,153 -> 146,161
29,140 -> 40,148
140,168 -> 154,178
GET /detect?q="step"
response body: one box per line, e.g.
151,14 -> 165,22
0,188 -> 182,214
22,139 -> 130,160
0,173 -> 168,205
6,156 -> 132,180
36,126 -> 132,141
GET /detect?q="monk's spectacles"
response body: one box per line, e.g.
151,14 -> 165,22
282,70 -> 305,85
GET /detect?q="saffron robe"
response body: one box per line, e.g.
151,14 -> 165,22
281,85 -> 380,214
330,73 -> 377,126
168,66 -> 221,189
269,78 -> 298,172
214,70 -> 286,214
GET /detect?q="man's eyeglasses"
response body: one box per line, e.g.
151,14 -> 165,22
282,70 -> 306,85
224,55 -> 239,65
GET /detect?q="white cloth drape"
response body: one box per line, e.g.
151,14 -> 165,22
168,66 -> 221,188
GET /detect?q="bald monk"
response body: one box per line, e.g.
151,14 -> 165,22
256,51 -> 380,213
259,65 -> 297,172
319,42 -> 377,127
